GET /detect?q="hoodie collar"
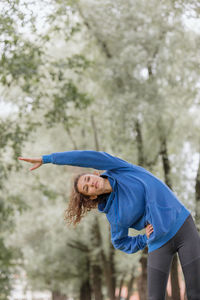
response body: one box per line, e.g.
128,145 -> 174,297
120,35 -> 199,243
98,172 -> 116,213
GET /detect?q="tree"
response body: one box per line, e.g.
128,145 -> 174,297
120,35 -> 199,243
2,0 -> 200,299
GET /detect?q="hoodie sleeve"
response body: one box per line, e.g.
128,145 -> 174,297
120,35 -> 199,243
131,214 -> 147,231
42,150 -> 132,170
110,223 -> 147,254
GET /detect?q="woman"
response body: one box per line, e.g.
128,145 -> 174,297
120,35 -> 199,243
18,150 -> 200,300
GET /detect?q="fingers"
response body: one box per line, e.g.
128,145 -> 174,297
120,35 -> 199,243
148,227 -> 154,235
148,225 -> 154,233
147,224 -> 153,230
146,224 -> 153,229
146,224 -> 154,238
18,157 -> 42,164
18,157 -> 34,163
18,157 -> 32,163
29,163 -> 42,171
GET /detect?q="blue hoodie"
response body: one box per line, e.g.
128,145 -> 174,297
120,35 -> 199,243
42,150 -> 190,253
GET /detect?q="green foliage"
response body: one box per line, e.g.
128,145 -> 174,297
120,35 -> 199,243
44,80 -> 93,128
0,238 -> 12,300
0,0 -> 43,91
66,55 -> 92,73
0,120 -> 30,171
1,0 -> 200,299
0,112 -> 35,298
0,43 -> 43,89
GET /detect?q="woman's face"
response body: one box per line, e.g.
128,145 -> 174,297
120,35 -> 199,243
77,173 -> 105,199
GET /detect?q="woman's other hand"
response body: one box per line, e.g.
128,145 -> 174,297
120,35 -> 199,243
18,157 -> 43,171
145,224 -> 154,239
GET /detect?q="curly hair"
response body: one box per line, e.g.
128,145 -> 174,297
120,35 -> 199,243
64,173 -> 110,226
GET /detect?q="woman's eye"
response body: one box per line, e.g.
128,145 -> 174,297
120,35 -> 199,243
87,176 -> 90,182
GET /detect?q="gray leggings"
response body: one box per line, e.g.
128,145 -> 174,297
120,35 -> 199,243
147,214 -> 200,300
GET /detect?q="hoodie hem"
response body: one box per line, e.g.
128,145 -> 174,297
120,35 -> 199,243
148,207 -> 190,253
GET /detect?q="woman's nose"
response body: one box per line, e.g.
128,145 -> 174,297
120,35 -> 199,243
91,182 -> 95,187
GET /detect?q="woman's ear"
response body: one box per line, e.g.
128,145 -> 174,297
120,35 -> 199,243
93,171 -> 101,176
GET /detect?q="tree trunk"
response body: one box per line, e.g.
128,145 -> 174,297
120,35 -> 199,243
65,126 -> 78,150
160,134 -> 181,300
90,118 -> 114,299
80,278 -> 92,300
91,115 -> 100,151
135,119 -> 144,166
106,236 -> 117,300
101,248 -> 116,300
90,217 -> 116,300
80,254 -> 92,300
52,291 -> 68,300
135,119 -> 147,300
126,271 -> 135,300
117,274 -> 125,300
90,119 -> 116,300
77,5 -> 112,59
99,230 -> 117,300
91,264 -> 104,300
89,217 -> 104,300
137,247 -> 148,300
195,152 -> 200,233
160,135 -> 172,189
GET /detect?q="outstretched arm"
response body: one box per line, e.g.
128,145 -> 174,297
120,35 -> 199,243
19,150 -> 133,171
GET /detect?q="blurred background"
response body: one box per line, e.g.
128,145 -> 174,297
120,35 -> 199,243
0,0 -> 200,299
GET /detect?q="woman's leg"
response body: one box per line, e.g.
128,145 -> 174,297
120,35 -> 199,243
176,215 -> 200,300
147,239 -> 175,300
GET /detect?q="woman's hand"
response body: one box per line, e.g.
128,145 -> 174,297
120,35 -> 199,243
145,223 -> 154,239
18,157 -> 43,171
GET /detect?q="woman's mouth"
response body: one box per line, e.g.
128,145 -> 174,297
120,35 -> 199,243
95,181 -> 98,189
